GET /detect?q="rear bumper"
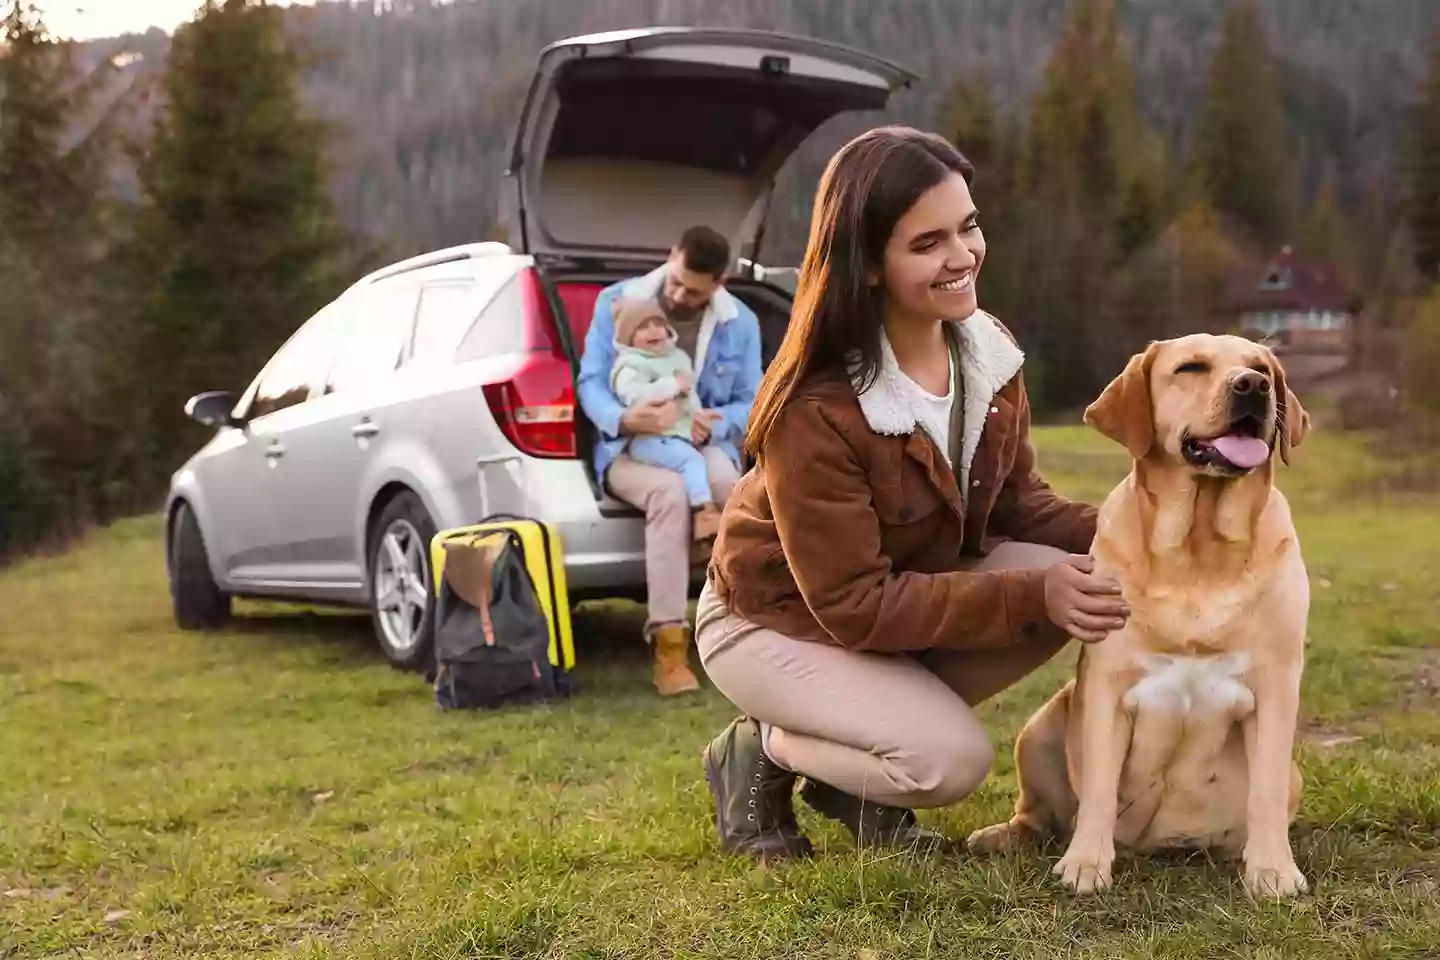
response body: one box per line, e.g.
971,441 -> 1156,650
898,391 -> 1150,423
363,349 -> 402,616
473,452 -> 703,595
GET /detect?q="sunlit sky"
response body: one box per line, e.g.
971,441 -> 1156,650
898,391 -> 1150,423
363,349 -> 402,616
41,0 -> 318,41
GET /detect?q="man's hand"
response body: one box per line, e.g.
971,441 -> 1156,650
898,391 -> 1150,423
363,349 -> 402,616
1043,554 -> 1130,643
691,409 -> 722,446
620,398 -> 679,437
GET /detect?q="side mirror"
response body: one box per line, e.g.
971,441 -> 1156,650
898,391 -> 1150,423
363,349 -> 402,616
185,391 -> 241,429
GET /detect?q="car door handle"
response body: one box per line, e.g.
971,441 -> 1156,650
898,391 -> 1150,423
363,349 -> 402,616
352,420 -> 380,439
265,442 -> 287,459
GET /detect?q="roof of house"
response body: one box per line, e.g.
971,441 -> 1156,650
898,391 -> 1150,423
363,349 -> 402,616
1219,245 -> 1361,314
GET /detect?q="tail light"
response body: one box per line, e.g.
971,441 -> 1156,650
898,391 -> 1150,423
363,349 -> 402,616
481,269 -> 577,459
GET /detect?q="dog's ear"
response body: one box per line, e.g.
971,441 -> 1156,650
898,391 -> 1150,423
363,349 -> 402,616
1084,343 -> 1160,460
1267,347 -> 1311,465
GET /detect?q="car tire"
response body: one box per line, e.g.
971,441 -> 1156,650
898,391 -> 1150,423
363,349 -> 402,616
169,501 -> 232,630
368,491 -> 438,671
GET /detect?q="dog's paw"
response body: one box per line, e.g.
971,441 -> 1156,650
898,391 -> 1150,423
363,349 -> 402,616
966,821 -> 1020,857
1243,857 -> 1308,899
1053,839 -> 1114,894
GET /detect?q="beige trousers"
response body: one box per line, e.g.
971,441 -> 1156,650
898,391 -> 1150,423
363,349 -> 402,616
695,541 -> 1072,809
606,447 -> 740,631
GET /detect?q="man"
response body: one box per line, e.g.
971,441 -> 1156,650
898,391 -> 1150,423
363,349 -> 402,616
577,226 -> 763,697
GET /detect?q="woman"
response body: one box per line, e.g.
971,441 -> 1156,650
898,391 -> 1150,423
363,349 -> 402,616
697,126 -> 1131,861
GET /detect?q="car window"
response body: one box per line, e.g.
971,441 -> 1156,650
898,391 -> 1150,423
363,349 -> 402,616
407,281 -> 478,366
246,302 -> 347,420
324,281 -> 419,396
407,261 -> 520,366
454,274 -> 528,362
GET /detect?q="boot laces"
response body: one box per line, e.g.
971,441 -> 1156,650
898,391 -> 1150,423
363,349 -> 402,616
747,752 -> 799,832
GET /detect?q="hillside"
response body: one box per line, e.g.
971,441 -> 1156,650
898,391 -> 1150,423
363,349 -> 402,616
86,0 -> 1436,265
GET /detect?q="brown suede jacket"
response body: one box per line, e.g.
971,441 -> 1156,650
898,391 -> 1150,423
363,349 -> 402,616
709,313 -> 1097,654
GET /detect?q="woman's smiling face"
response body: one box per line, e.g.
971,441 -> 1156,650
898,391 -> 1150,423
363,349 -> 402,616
878,171 -> 985,326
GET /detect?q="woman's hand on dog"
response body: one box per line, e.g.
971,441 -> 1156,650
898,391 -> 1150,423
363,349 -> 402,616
1044,555 -> 1130,643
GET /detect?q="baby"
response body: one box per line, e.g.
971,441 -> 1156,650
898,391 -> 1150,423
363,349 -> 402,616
609,297 -> 722,543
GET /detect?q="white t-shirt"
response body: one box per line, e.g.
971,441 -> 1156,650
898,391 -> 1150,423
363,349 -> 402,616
897,352 -> 957,465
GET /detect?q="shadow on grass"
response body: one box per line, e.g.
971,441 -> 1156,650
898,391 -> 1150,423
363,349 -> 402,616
219,597 -> 658,670
224,606 -> 384,668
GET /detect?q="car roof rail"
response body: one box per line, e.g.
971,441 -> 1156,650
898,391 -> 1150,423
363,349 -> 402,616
351,241 -> 516,288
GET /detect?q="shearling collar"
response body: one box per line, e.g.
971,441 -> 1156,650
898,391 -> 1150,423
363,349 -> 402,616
620,264 -> 740,324
852,310 -> 1025,492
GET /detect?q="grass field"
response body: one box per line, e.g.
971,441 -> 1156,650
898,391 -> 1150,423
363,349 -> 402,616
2,427 -> 1438,958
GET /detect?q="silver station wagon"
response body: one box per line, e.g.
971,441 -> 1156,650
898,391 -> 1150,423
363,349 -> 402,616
165,27 -> 915,668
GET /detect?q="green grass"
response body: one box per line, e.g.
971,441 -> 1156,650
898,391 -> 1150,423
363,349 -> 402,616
2,429 -> 1438,958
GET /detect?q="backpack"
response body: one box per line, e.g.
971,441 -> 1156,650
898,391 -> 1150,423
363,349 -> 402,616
431,527 -> 573,710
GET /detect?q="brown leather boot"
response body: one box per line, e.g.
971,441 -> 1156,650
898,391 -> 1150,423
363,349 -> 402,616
799,777 -> 949,853
651,623 -> 701,696
703,716 -> 813,863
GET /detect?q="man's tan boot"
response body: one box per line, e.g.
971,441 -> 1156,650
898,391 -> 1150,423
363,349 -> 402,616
652,623 -> 701,697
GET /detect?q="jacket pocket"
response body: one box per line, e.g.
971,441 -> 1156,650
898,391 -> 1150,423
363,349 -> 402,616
705,360 -> 737,402
704,337 -> 747,400
871,475 -> 942,528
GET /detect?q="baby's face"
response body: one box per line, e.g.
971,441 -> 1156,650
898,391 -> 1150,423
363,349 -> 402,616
631,317 -> 671,351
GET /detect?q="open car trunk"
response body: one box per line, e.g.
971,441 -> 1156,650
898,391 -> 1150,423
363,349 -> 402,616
539,266 -> 794,511
500,27 -> 917,266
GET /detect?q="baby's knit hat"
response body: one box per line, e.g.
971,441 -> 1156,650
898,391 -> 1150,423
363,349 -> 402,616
614,297 -> 673,347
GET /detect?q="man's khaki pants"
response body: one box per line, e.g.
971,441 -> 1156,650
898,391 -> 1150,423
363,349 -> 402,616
606,448 -> 740,633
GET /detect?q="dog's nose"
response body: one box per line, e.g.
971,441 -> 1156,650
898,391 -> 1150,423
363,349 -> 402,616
1231,371 -> 1272,397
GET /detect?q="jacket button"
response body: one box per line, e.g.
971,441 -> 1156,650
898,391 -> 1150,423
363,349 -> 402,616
1022,621 -> 1040,637
899,506 -> 913,521
972,479 -> 981,488
990,406 -> 999,414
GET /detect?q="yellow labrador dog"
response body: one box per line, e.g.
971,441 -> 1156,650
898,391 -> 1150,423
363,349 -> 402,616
967,333 -> 1312,898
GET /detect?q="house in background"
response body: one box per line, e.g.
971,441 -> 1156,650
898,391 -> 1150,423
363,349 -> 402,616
1215,246 -> 1359,379
1217,245 -> 1362,382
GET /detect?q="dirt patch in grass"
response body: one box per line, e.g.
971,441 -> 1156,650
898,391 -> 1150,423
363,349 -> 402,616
1400,650 -> 1440,711
1300,724 -> 1365,749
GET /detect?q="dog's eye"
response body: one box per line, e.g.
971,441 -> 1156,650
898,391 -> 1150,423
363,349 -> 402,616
1175,361 -> 1210,375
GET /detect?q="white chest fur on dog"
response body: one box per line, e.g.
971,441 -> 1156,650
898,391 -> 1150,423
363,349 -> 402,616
1122,651 -> 1255,719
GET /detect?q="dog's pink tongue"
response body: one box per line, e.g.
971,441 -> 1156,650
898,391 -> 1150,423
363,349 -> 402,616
1211,434 -> 1270,469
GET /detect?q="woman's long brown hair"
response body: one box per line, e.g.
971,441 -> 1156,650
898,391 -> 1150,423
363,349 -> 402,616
744,126 -> 975,460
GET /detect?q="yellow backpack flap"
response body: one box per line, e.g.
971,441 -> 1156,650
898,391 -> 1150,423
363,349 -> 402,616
431,514 -> 575,671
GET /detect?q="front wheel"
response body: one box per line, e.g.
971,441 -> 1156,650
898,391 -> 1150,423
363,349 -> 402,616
169,502 -> 232,630
368,492 -> 438,671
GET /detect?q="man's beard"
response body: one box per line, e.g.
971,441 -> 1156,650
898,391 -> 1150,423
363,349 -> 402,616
661,290 -> 705,325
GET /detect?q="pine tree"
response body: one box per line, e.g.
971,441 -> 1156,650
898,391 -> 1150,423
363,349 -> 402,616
0,3 -> 92,246
128,0 -> 355,475
1191,0 -> 1296,249
940,72 -> 1023,332
1402,285 -> 1440,415
1113,201 -> 1242,345
0,1 -> 118,540
1409,22 -> 1440,280
1013,0 -> 1160,412
0,1 -> 107,397
1299,171 -> 1357,289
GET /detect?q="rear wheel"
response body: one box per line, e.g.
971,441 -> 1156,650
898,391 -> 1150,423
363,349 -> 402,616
368,492 -> 438,670
169,502 -> 232,630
